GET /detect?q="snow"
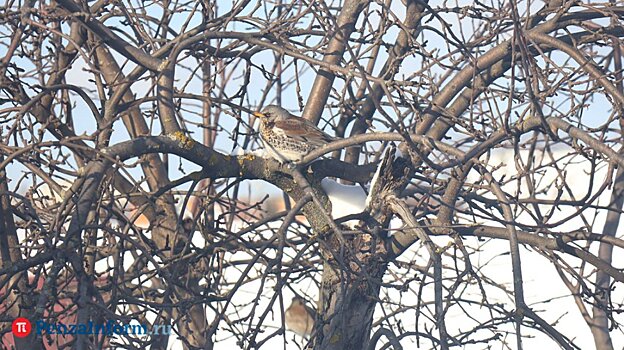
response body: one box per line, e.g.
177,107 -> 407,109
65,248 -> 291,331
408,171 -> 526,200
320,178 -> 367,228
365,156 -> 383,210
230,147 -> 267,158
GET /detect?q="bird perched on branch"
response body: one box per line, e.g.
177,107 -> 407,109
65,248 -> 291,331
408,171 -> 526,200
253,105 -> 335,163
285,296 -> 316,337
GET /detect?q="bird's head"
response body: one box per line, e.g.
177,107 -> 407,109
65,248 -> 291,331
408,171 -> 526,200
253,105 -> 290,123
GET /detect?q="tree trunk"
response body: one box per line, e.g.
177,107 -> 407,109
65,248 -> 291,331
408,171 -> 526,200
314,234 -> 388,350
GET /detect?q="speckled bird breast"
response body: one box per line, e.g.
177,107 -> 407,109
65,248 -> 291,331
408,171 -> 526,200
259,121 -> 313,162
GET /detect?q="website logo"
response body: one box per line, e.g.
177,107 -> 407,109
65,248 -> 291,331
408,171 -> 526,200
12,317 -> 31,338
10,318 -> 171,338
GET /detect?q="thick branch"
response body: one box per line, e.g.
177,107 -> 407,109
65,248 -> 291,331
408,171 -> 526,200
56,0 -> 162,71
302,0 -> 369,124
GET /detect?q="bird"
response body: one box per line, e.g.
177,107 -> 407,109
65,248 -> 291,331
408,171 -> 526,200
253,105 -> 335,163
285,296 -> 316,337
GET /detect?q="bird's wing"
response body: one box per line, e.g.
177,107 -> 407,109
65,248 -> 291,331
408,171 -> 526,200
274,119 -> 335,146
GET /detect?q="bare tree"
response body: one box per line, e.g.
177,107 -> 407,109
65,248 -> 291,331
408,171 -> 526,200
1,0 -> 624,349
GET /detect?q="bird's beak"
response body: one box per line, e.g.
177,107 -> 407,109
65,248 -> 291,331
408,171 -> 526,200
253,111 -> 266,118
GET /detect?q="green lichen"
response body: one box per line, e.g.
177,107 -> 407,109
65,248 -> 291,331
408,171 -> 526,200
235,155 -> 254,177
157,60 -> 169,71
168,131 -> 195,149
237,154 -> 254,166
